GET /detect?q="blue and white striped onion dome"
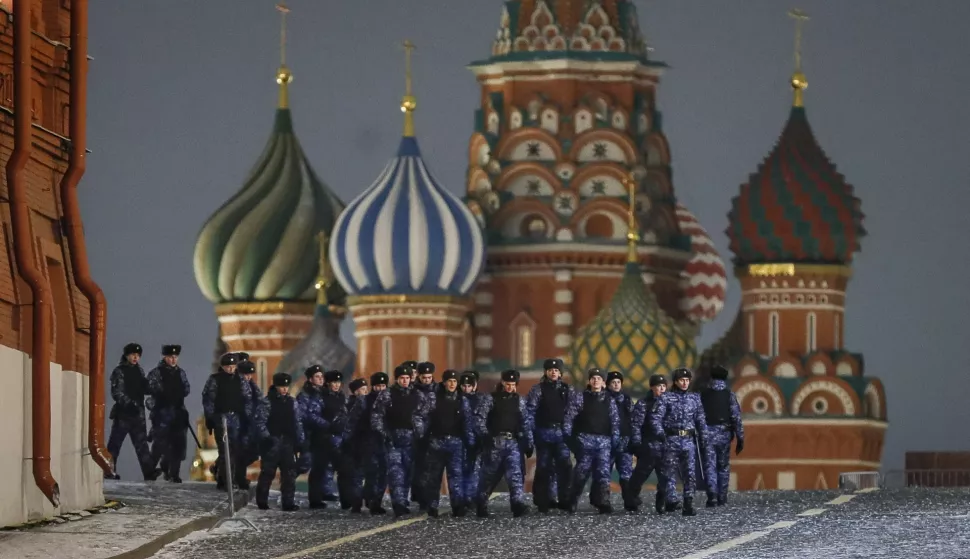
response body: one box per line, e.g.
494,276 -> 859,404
329,136 -> 485,297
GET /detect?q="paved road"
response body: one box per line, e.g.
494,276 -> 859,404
148,487 -> 970,559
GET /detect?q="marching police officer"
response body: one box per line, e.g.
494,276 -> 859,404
625,373 -> 676,513
107,342 -> 156,480
255,372 -> 303,511
344,372 -> 389,514
146,344 -> 190,483
606,371 -> 635,500
459,371 -> 482,503
649,368 -> 707,516
421,369 -> 474,518
372,365 -> 426,517
202,352 -> 254,490
564,368 -> 620,514
701,365 -> 745,507
525,358 -> 573,513
474,369 -> 532,518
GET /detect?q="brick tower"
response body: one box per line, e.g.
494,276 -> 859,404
701,11 -> 887,491
463,0 -> 727,390
329,42 -> 485,376
192,5 -> 347,390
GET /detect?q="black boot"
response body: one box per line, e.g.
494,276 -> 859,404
655,493 -> 665,515
256,501 -> 269,510
665,500 -> 682,512
392,504 -> 410,517
170,476 -> 183,484
706,494 -> 717,508
597,504 -> 613,514
682,498 -> 697,517
369,501 -> 386,515
452,504 -> 467,518
511,502 -> 530,518
308,501 -> 327,509
476,502 -> 489,518
717,495 -> 727,506
427,507 -> 439,518
282,503 -> 300,512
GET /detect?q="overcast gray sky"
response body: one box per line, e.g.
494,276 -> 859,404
84,1 -> 970,478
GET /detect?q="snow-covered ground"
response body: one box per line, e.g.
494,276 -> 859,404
147,487 -> 970,559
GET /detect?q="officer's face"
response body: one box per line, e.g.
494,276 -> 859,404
544,368 -> 561,381
222,364 -> 237,374
460,383 -> 474,393
163,355 -> 178,367
276,386 -> 289,396
651,384 -> 667,397
502,381 -> 517,393
397,375 -> 411,388
444,379 -> 458,392
327,381 -> 342,392
675,377 -> 690,390
127,353 -> 140,365
243,372 -> 254,383
589,376 -> 605,391
419,374 -> 433,385
608,379 -> 622,392
355,385 -> 369,396
310,372 -> 325,386
372,384 -> 387,392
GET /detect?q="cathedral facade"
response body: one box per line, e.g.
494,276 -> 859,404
192,0 -> 886,490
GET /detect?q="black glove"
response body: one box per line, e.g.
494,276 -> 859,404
735,437 -> 744,456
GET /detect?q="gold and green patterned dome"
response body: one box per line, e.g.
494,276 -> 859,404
571,262 -> 697,397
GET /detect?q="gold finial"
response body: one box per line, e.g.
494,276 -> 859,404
275,2 -> 293,109
624,174 -> 640,264
314,231 -> 330,305
401,40 -> 417,137
788,8 -> 810,107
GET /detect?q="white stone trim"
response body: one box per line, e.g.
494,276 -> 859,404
479,74 -> 657,86
734,458 -> 882,469
475,335 -> 493,350
348,303 -> 470,313
554,269 -> 572,282
554,289 -> 574,304
487,243 -> 689,261
236,350 -> 284,357
554,334 -> 573,348
777,471 -> 797,490
475,292 -> 494,306
220,334 -> 306,342
218,314 -> 314,323
553,312 -> 573,326
790,380 -> 856,416
735,380 -> 784,415
806,312 -> 817,353
354,328 -> 465,338
469,59 -> 663,75
742,418 -> 886,429
474,314 -> 493,328
352,314 -> 466,325
744,302 -> 845,312
864,384 -> 882,420
745,288 -> 844,297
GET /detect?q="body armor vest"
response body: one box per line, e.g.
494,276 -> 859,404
536,382 -> 568,427
487,393 -> 521,435
214,374 -> 244,414
702,389 -> 732,425
429,392 -> 462,437
387,388 -> 419,430
575,392 -> 611,436
122,365 -> 146,404
267,394 -> 297,439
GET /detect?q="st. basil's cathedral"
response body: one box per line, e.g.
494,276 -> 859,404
191,0 -> 887,491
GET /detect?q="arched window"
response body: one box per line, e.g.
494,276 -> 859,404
418,336 -> 430,362
382,337 -> 392,374
769,312 -> 779,357
447,338 -> 456,368
806,313 -> 817,353
517,325 -> 533,367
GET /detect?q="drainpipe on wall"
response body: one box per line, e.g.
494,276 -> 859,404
7,0 -> 60,507
58,0 -> 112,476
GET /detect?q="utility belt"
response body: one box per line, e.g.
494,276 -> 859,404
706,421 -> 731,427
665,428 -> 696,437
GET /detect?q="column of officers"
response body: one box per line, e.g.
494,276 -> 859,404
105,346 -> 745,519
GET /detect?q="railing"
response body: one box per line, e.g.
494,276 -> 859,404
880,469 -> 970,489
839,471 -> 881,491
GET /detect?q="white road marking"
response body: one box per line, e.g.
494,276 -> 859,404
855,487 -> 880,493
826,494 -> 856,505
675,521 -> 796,559
273,493 -> 502,558
797,508 -> 828,517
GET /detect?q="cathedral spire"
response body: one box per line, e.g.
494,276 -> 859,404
275,2 -> 293,109
401,40 -> 417,137
788,8 -> 810,107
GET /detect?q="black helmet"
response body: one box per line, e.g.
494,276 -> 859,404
324,370 -> 343,383
442,369 -> 459,382
501,369 -> 520,383
649,374 -> 668,387
710,365 -> 730,380
587,368 -> 606,381
237,361 -> 256,375
123,343 -> 143,356
672,368 -> 693,382
161,344 -> 181,356
348,378 -> 366,392
234,351 -> 250,362
370,372 -> 389,386
417,362 -> 436,375
543,358 -> 563,370
304,364 -> 323,379
220,353 -> 238,367
393,365 -> 411,379
459,372 -> 476,386
607,371 -> 623,384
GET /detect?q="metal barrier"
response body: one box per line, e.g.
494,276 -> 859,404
210,416 -> 259,532
882,469 -> 970,489
839,471 -> 882,491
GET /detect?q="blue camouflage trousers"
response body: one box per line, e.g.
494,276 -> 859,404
212,412 -> 248,485
386,429 -> 416,508
149,407 -> 187,479
570,434 -> 612,506
308,434 -> 342,505
533,427 -> 572,508
107,411 -> 155,477
462,446 -> 481,501
662,434 -> 700,502
477,437 -> 526,506
355,436 -> 388,509
612,435 -> 634,483
257,438 -> 298,507
626,441 -> 676,505
423,436 -> 465,510
704,425 -> 734,500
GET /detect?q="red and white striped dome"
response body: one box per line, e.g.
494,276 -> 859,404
675,203 -> 727,323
